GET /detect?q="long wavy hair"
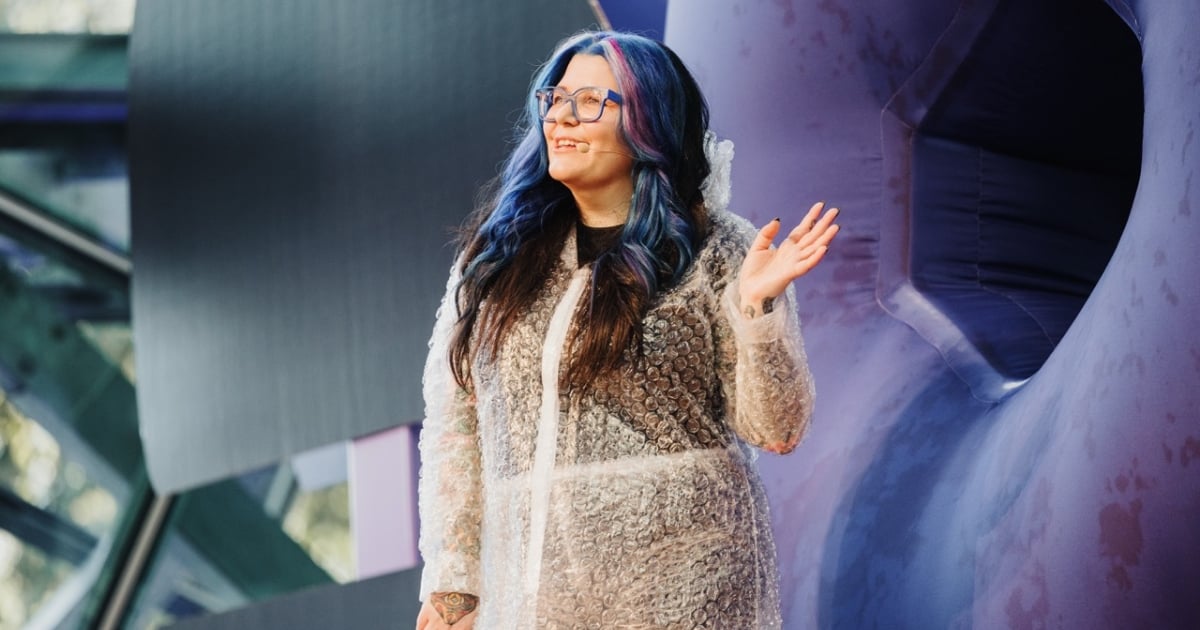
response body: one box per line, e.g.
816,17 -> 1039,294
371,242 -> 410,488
450,31 -> 712,389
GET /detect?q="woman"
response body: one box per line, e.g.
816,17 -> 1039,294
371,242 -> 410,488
416,31 -> 838,629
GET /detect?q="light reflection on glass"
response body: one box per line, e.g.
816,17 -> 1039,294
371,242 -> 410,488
1,0 -> 136,34
76,322 -> 135,384
282,480 -> 354,584
0,150 -> 131,256
122,446 -> 354,628
0,391 -> 123,628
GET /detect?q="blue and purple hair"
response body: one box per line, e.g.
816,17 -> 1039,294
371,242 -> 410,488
451,31 -> 713,387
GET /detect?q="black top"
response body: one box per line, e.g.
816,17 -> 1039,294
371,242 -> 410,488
576,221 -> 624,267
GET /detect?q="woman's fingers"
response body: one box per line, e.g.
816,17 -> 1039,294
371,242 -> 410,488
811,221 -> 840,248
760,203 -> 837,254
741,203 -> 839,291
784,217 -> 839,261
777,221 -> 838,280
795,245 -> 830,274
788,205 -> 839,245
752,217 -> 783,251
786,201 -> 827,240
802,201 -> 824,227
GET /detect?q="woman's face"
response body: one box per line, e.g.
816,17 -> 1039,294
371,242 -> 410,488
543,54 -> 635,195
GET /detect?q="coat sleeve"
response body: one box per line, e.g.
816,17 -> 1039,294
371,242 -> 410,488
709,221 -> 816,454
417,261 -> 483,600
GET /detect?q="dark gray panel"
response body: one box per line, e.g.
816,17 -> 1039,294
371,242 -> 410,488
129,0 -> 599,493
166,568 -> 422,630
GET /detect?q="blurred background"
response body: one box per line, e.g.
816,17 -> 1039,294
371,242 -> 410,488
1,1 -> 373,628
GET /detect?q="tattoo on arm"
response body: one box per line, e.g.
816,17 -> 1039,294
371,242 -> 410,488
431,592 -> 478,625
743,297 -> 774,320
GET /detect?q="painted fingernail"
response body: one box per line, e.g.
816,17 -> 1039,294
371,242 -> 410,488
773,217 -> 781,222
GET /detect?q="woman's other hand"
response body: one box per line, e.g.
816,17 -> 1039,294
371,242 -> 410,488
415,593 -> 479,629
738,201 -> 839,316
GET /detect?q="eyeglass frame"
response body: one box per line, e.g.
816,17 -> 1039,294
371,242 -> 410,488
534,86 -> 623,123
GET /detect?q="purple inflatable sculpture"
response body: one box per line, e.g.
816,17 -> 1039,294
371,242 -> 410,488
660,0 -> 1199,627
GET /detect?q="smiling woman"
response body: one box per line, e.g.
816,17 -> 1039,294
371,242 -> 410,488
540,56 -> 635,219
415,30 -> 838,629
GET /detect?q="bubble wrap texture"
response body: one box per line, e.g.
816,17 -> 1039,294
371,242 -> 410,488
701,131 -> 735,213
418,208 -> 815,628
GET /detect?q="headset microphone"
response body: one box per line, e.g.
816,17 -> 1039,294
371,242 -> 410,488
574,142 -> 635,159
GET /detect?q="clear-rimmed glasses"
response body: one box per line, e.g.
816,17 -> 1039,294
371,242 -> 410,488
534,86 -> 623,123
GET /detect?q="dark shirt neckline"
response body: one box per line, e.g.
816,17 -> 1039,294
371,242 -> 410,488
576,221 -> 624,267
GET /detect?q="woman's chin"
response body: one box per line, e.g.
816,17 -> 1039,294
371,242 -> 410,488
547,164 -> 581,187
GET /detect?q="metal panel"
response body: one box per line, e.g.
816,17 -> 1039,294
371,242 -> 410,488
129,0 -> 600,493
166,568 -> 423,630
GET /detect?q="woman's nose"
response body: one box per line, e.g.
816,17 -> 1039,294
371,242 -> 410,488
554,101 -> 579,125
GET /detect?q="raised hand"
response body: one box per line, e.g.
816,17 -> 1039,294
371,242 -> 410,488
737,201 -> 839,317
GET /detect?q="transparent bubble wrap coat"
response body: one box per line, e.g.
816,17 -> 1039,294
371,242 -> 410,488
418,208 -> 814,629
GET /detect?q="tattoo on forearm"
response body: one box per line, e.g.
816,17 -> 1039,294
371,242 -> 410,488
743,296 -> 775,320
431,592 -> 478,625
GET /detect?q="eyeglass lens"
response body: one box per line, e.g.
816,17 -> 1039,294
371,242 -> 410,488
538,87 -> 607,122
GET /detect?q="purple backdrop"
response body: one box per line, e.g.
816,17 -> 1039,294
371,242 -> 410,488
665,1 -> 1199,627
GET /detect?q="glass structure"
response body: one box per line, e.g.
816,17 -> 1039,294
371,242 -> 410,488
0,7 -> 359,628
